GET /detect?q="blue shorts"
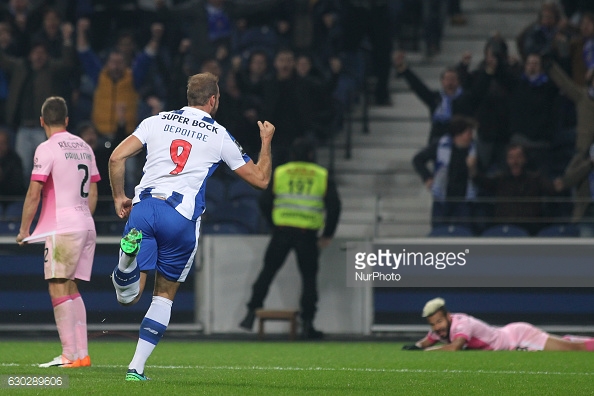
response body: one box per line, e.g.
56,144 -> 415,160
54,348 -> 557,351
123,197 -> 200,282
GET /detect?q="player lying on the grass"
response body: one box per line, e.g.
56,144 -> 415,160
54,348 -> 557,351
402,298 -> 594,351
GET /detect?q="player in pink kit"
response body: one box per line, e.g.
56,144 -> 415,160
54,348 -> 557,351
16,96 -> 100,368
403,298 -> 594,351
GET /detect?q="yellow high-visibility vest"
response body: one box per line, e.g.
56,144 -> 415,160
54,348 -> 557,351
272,162 -> 328,229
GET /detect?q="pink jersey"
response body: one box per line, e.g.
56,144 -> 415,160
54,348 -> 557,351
426,313 -> 549,351
30,131 -> 100,235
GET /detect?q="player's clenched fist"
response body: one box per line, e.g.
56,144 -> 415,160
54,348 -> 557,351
257,121 -> 275,140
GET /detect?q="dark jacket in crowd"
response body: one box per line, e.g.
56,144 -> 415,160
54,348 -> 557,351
473,170 -> 557,234
508,74 -> 559,143
0,148 -> 26,197
398,67 -> 492,143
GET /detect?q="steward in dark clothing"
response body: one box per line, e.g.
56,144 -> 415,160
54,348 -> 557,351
239,138 -> 341,339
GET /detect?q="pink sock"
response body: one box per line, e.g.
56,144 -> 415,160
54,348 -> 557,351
584,339 -> 594,351
51,296 -> 71,308
563,335 -> 593,342
52,298 -> 77,361
70,293 -> 88,358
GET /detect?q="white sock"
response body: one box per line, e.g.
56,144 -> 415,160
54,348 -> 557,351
118,249 -> 138,273
129,296 -> 173,374
112,253 -> 140,304
112,275 -> 140,305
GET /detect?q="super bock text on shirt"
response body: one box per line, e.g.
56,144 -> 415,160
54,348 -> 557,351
131,107 -> 250,221
161,111 -> 219,141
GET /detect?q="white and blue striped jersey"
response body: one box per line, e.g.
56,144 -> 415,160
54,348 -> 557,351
131,106 -> 251,221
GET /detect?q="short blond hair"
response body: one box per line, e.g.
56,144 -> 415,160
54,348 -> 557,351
187,72 -> 219,106
422,297 -> 446,317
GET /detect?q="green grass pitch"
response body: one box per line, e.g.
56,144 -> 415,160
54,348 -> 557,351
0,339 -> 592,395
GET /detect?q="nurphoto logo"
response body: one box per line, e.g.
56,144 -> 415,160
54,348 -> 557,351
352,248 -> 468,284
346,240 -> 594,288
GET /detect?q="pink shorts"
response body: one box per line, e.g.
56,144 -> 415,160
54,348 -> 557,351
44,230 -> 96,281
501,322 -> 549,351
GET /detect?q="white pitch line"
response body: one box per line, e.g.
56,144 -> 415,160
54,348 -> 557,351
1,363 -> 593,376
